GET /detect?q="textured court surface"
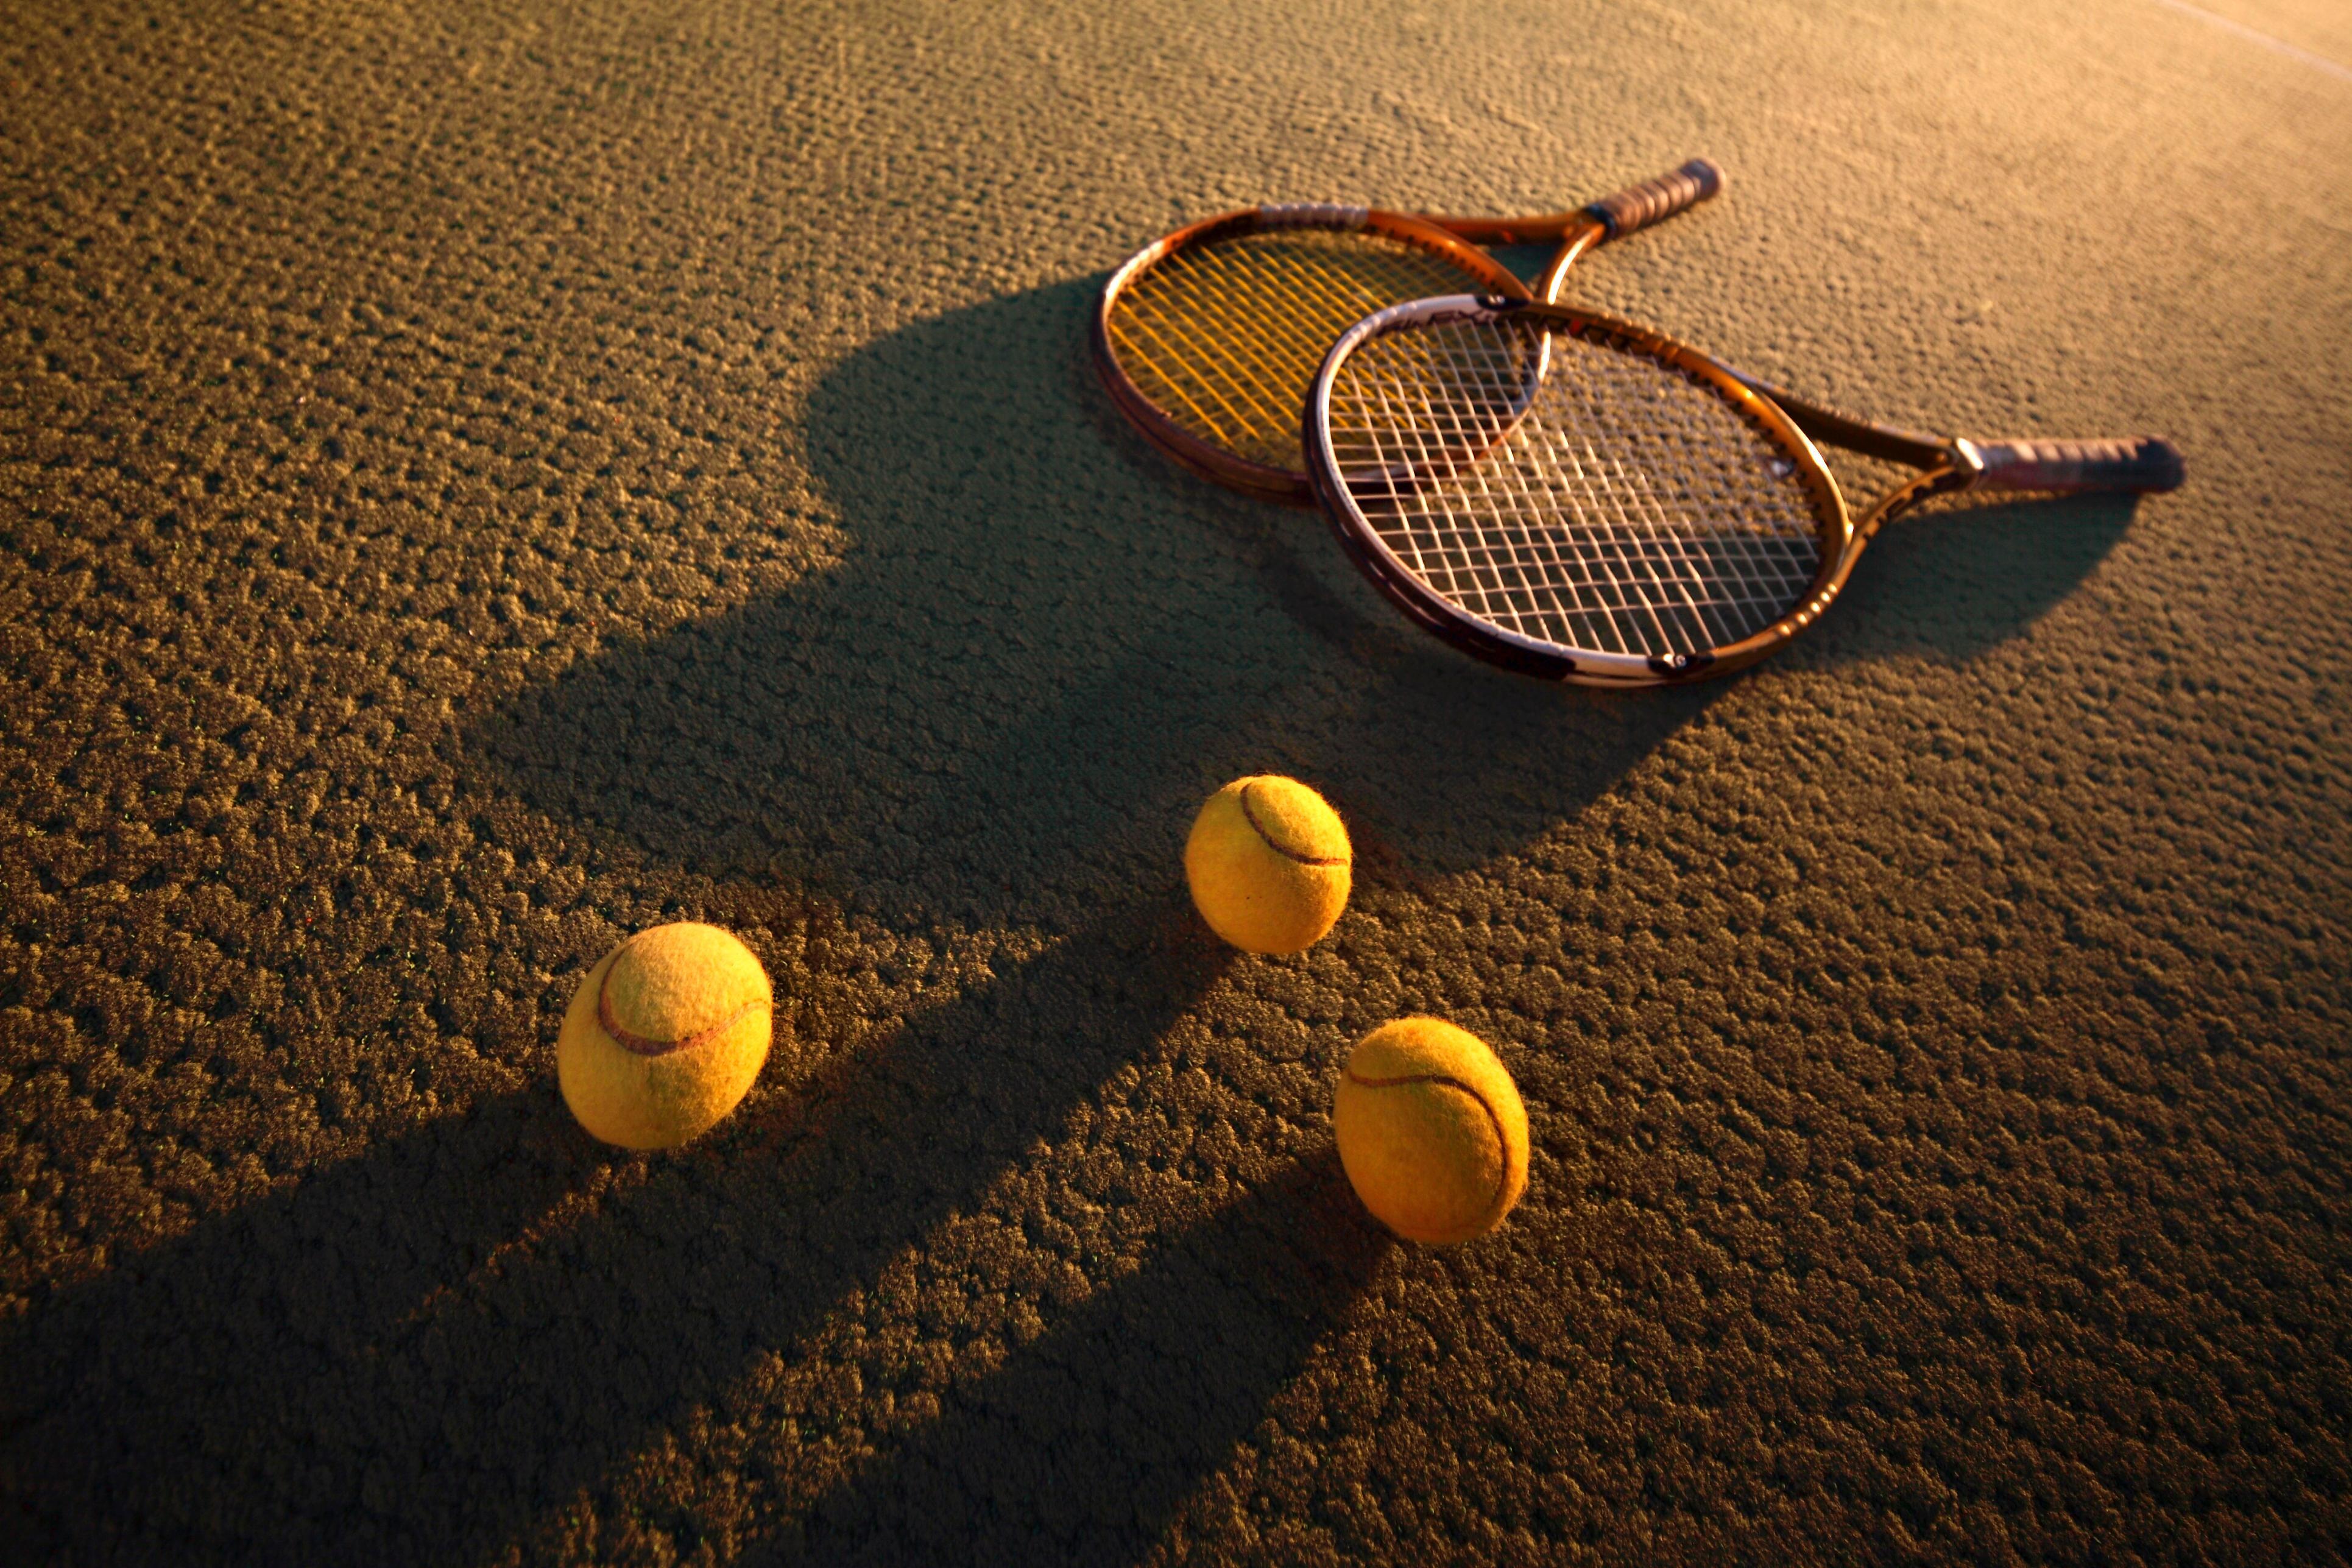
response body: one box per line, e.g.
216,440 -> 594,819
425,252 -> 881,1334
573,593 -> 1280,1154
3,0 -> 2348,1563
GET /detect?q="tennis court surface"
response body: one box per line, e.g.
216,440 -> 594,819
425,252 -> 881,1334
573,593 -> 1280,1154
4,0 -> 2347,1561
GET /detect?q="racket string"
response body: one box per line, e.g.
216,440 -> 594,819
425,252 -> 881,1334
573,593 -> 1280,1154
1326,320 -> 1822,660
1122,238 -> 1459,461
1108,230 -> 1481,470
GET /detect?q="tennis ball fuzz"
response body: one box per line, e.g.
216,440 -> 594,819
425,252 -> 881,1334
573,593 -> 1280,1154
1184,775 -> 1352,954
1333,1017 -> 1528,1244
557,922 -> 773,1150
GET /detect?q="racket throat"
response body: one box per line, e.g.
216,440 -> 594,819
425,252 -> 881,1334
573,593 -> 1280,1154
1534,225 -> 1603,302
1852,462 -> 1969,549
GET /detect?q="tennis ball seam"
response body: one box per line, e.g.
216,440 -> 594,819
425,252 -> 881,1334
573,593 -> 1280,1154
1343,1067 -> 1512,1214
1240,781 -> 1349,867
596,931 -> 770,1058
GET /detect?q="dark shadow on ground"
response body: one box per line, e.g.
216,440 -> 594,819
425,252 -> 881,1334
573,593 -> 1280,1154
464,280 -> 2136,931
462,277 -> 1717,932
0,897 -> 1229,1567
763,1153 -> 1390,1568
1803,490 -> 2138,668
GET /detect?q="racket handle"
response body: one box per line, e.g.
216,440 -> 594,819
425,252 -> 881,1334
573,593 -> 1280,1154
1965,436 -> 2186,493
1585,158 -> 1723,239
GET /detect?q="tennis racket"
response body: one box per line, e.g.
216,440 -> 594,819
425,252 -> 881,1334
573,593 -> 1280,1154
1302,295 -> 2185,685
1093,160 -> 1723,505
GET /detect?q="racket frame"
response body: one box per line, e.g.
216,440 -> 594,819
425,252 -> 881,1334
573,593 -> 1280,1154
1304,295 -> 2177,686
1093,206 -> 1531,504
1093,161 -> 1725,506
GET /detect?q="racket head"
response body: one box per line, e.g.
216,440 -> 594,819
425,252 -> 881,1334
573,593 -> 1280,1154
1093,207 -> 1532,505
1304,296 -> 1849,685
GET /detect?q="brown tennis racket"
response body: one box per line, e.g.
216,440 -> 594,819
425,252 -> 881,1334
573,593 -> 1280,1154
1093,160 -> 1723,505
1302,295 -> 2185,685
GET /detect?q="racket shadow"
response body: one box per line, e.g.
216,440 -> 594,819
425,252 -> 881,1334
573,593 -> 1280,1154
0,899 -> 1232,1565
1795,492 -> 2138,668
463,277 -> 1711,930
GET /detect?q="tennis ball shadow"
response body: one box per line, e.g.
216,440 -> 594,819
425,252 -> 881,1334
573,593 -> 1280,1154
1,899 -> 1227,1566
1798,493 -> 2137,666
464,276 -> 1713,932
768,1154 -> 1390,1568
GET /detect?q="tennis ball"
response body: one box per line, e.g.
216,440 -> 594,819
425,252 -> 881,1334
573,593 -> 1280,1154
1184,775 -> 1352,955
557,922 -> 773,1150
1333,1017 -> 1528,1244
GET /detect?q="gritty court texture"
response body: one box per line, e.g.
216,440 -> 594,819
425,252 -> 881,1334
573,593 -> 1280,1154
3,0 -> 2349,1563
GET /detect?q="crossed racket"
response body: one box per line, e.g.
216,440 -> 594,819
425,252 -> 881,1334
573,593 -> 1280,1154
1094,161 -> 1723,504
1095,162 -> 2184,684
1304,295 -> 2183,686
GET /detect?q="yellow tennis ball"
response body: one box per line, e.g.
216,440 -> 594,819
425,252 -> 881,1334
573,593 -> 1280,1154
1333,1017 -> 1528,1244
557,922 -> 773,1150
1183,775 -> 1352,954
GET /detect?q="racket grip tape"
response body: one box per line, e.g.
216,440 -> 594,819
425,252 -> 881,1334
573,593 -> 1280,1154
1586,158 -> 1723,239
1968,436 -> 2186,493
